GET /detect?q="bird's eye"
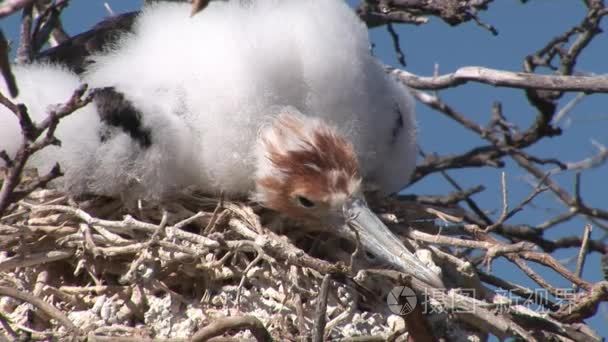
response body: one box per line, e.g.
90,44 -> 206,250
296,196 -> 315,208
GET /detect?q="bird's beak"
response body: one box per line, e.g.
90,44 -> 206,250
341,198 -> 444,288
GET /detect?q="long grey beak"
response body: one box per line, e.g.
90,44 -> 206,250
341,198 -> 444,288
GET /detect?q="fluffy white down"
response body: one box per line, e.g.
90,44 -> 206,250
1,0 -> 416,199
0,64 -> 101,194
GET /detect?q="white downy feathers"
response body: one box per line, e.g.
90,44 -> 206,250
0,0 -> 416,201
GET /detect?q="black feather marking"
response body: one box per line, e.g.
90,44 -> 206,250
94,87 -> 152,148
390,102 -> 404,146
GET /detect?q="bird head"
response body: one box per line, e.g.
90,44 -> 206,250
255,112 -> 444,288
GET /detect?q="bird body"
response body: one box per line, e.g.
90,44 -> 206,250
3,0 -> 416,200
80,0 -> 416,200
0,1 -> 443,287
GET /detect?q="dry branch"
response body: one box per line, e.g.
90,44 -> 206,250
191,315 -> 272,342
391,66 -> 608,93
0,0 -> 36,19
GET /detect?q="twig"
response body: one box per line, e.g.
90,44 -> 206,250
0,249 -> 74,272
190,315 -> 272,342
312,274 -> 331,342
31,0 -> 69,54
0,30 -> 18,97
573,224 -> 592,290
399,184 -> 485,206
0,0 -> 35,19
485,172 -> 508,232
386,23 -> 406,67
0,286 -> 79,335
15,3 -> 33,64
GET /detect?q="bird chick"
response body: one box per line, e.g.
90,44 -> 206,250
0,0 -> 442,287
255,112 -> 361,222
255,112 -> 444,288
80,0 -> 417,200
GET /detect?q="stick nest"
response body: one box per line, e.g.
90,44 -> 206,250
0,171 -> 603,341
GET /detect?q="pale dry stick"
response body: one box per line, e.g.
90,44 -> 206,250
483,242 -> 537,272
236,243 -> 266,309
86,237 -> 149,256
20,202 -> 220,248
553,92 -> 587,124
0,313 -> 18,341
228,219 -> 348,275
462,222 -> 593,290
485,172 -> 508,232
157,240 -> 210,260
0,0 -> 35,18
409,228 -> 535,255
573,224 -> 593,290
15,3 -> 33,64
509,256 -> 562,297
0,208 -> 29,222
537,209 -> 578,230
323,292 -> 357,340
549,140 -> 608,174
172,210 -> 206,230
512,152 -> 608,221
119,210 -> 169,283
0,249 -> 73,272
88,332 -> 184,342
203,197 -> 226,234
119,248 -> 153,284
500,174 -> 550,223
202,197 -> 223,233
58,285 -> 130,295
103,2 -> 115,16
81,223 -> 102,257
0,286 -> 79,336
191,315 -> 272,342
13,324 -> 55,340
90,223 -> 130,244
312,274 -> 331,342
390,66 -> 608,93
293,293 -> 308,340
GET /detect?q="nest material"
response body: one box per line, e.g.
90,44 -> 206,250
0,172 -> 603,341
0,178 -> 435,341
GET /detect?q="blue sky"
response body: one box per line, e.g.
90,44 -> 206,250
2,0 -> 607,338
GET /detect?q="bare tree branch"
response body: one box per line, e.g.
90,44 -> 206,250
391,66 -> 608,93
